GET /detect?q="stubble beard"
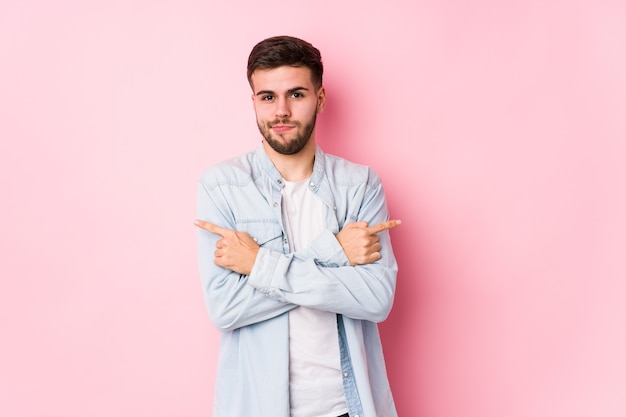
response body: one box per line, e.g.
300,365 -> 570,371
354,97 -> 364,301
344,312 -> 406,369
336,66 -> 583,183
258,113 -> 317,155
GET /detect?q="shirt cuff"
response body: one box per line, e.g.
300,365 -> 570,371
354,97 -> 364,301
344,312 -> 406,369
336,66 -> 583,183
247,247 -> 278,295
305,229 -> 351,267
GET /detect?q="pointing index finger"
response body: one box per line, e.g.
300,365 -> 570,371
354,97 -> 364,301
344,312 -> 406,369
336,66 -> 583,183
194,220 -> 227,236
369,219 -> 402,233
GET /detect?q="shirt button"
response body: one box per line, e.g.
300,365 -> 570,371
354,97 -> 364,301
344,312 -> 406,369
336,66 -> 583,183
343,372 -> 349,377
309,181 -> 315,187
253,237 -> 258,242
277,179 -> 283,185
273,202 -> 278,207
284,238 -> 288,244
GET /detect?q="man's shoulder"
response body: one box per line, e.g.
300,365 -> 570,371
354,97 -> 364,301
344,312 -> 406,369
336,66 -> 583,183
321,152 -> 381,186
321,150 -> 374,172
198,150 -> 257,188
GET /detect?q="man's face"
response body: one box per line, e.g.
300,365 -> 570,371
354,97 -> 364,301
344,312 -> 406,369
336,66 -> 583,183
251,66 -> 325,155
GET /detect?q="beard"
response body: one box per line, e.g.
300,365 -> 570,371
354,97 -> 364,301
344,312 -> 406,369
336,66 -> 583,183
258,113 -> 317,155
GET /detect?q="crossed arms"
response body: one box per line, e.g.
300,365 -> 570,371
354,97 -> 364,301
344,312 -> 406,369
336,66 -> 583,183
196,179 -> 400,331
194,219 -> 400,275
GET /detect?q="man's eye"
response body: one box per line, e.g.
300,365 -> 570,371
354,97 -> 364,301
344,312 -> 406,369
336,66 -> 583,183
262,95 -> 274,101
291,92 -> 303,98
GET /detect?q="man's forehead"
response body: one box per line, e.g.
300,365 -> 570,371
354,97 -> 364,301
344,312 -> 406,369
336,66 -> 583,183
250,66 -> 314,91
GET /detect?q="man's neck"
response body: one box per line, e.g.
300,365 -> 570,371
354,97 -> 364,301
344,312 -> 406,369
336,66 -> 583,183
262,139 -> 316,182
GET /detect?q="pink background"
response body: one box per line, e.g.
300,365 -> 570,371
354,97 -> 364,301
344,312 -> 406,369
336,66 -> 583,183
1,0 -> 625,416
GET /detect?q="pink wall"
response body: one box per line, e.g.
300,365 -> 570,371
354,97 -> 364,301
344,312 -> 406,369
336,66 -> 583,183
1,1 -> 625,416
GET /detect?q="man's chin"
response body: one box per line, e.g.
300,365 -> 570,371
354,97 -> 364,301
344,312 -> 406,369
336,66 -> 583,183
265,138 -> 308,155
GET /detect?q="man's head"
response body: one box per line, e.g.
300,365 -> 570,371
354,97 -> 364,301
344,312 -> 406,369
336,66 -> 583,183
247,36 -> 323,91
248,36 -> 326,156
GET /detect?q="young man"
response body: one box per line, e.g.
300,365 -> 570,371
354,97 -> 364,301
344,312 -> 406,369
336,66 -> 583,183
195,35 -> 400,417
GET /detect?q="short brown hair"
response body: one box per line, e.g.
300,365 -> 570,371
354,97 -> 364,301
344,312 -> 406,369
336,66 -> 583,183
247,36 -> 323,90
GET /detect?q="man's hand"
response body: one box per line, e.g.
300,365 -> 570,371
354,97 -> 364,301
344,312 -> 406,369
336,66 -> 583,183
336,220 -> 401,266
195,220 -> 260,275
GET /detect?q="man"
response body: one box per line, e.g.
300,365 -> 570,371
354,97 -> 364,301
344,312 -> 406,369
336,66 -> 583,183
195,35 -> 400,417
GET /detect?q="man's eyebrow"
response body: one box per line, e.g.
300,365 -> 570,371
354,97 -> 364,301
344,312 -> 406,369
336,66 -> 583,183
255,86 -> 310,96
287,86 -> 309,94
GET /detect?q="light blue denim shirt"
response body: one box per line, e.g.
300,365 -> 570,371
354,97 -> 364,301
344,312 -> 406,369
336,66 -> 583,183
197,144 -> 398,417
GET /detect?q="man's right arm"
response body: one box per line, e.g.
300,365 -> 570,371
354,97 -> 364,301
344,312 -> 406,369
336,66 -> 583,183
197,181 -> 296,332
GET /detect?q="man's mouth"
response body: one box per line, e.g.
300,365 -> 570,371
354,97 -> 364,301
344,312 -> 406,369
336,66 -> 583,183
271,124 -> 295,133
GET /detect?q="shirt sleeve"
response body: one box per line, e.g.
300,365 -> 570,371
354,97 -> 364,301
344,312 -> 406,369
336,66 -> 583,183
197,180 -> 296,332
247,170 -> 398,323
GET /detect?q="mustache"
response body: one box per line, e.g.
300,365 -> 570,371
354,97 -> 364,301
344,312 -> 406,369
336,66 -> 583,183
269,119 -> 300,127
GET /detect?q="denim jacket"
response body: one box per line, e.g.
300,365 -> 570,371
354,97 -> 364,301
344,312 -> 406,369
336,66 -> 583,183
197,143 -> 398,417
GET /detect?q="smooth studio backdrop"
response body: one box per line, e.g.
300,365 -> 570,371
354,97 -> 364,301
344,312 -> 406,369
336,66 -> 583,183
1,1 -> 625,416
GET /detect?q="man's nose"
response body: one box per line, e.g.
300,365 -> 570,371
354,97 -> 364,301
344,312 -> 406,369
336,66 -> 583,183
275,97 -> 290,118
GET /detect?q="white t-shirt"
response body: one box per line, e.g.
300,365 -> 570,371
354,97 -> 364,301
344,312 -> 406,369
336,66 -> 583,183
281,179 -> 348,417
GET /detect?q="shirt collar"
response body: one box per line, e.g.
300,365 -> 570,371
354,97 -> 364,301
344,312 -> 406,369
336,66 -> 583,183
254,143 -> 326,193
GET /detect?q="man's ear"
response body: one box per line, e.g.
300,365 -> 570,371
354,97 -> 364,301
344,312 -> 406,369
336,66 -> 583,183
316,86 -> 326,113
251,93 -> 257,111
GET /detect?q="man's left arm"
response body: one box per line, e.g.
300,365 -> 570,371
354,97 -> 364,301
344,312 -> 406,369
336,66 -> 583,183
246,174 -> 400,323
